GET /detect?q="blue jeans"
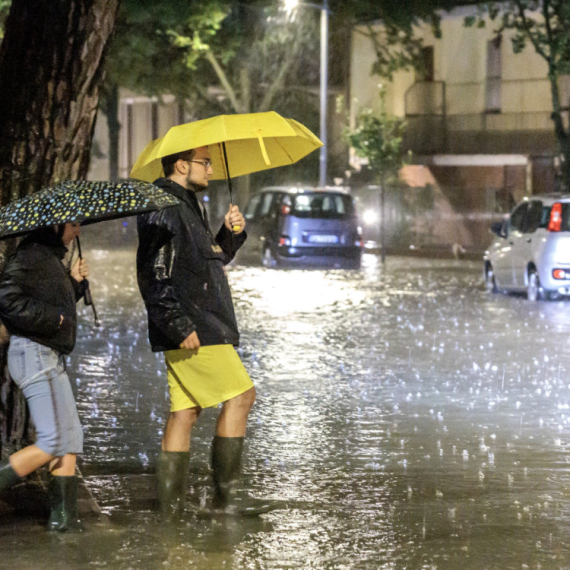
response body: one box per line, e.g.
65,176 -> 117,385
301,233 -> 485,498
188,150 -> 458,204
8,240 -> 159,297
7,336 -> 83,457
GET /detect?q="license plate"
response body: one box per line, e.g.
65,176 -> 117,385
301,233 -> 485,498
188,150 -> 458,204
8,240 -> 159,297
308,234 -> 338,244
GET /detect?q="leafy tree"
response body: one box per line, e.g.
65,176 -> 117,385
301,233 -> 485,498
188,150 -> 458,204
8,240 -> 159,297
0,0 -> 119,462
345,91 -> 407,262
101,0 -> 228,179
169,2 -> 321,202
465,1 -> 570,187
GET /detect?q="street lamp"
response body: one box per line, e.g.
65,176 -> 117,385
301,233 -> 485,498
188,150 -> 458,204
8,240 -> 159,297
284,0 -> 329,187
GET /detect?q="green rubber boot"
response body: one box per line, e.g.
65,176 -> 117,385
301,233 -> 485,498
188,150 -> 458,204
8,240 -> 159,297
0,459 -> 22,493
47,475 -> 84,532
156,451 -> 190,521
211,436 -> 277,516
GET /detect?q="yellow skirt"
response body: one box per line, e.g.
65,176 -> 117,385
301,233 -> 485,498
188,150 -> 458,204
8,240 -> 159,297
164,344 -> 254,411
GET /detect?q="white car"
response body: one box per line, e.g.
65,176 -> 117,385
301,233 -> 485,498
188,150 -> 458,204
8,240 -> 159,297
484,195 -> 570,300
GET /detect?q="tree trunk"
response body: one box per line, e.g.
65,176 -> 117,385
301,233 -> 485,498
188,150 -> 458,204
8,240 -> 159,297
548,69 -> 570,189
0,0 -> 119,458
101,83 -> 120,181
380,175 -> 386,264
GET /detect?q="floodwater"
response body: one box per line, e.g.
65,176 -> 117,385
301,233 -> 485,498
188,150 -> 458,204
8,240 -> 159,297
3,227 -> 570,569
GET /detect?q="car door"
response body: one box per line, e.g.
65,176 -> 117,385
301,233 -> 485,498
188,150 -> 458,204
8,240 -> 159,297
242,193 -> 263,259
257,192 -> 279,254
488,218 -> 511,287
509,202 -> 531,288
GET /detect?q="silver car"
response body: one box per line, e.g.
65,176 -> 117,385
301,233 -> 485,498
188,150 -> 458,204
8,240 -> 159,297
484,195 -> 570,300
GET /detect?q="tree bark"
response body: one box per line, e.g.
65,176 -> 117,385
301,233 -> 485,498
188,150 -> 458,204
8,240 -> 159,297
101,82 -> 120,181
548,69 -> 570,188
0,0 -> 119,458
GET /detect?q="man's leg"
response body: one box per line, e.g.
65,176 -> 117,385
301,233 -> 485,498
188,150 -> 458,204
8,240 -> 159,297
157,407 -> 201,520
211,387 -> 275,515
215,387 -> 256,437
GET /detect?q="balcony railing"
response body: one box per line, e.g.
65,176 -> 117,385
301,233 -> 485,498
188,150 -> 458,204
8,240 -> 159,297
403,78 -> 570,155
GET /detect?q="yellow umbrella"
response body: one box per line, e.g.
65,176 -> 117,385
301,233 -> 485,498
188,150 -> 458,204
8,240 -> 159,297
130,111 -> 323,185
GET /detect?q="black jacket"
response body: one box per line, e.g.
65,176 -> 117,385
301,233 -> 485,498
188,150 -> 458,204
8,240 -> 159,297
0,232 -> 86,355
136,178 -> 246,352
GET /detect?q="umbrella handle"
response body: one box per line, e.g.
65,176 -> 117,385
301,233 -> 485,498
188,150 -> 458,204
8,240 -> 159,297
83,281 -> 101,327
76,237 -> 101,327
221,142 -> 241,234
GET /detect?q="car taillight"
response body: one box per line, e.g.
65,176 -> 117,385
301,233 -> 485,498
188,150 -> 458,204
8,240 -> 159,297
548,202 -> 563,232
279,236 -> 291,246
281,204 -> 291,215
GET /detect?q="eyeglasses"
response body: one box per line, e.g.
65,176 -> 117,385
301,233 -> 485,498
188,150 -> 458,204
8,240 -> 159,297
188,160 -> 212,170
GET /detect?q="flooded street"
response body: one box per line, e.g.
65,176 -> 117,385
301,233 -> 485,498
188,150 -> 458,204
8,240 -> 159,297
4,228 -> 570,569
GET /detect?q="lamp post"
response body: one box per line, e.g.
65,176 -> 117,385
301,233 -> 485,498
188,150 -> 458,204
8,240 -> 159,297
284,0 -> 329,187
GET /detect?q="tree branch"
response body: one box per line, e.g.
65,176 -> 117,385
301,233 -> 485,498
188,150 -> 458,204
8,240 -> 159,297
204,49 -> 244,113
259,50 -> 300,112
516,0 -> 550,62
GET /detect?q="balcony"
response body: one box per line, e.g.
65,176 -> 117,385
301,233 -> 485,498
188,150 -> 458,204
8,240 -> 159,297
403,80 -> 567,156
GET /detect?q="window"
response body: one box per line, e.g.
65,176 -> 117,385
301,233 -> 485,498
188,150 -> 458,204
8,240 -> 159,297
244,194 -> 261,220
486,36 -> 502,113
525,201 -> 543,233
292,193 -> 354,219
259,193 -> 275,218
416,46 -> 434,82
509,203 -> 528,233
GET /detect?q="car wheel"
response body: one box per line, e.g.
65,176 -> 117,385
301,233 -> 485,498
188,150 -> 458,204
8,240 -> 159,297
527,269 -> 544,301
262,246 -> 277,268
485,265 -> 497,293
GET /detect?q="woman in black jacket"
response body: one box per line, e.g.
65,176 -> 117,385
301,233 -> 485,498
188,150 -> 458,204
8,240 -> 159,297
0,223 -> 89,532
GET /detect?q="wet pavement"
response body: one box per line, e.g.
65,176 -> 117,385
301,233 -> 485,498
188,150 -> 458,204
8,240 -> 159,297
3,227 -> 570,569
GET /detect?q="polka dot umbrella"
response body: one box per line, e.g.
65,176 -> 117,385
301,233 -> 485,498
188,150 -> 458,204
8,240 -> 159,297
0,179 -> 180,326
0,179 -> 179,240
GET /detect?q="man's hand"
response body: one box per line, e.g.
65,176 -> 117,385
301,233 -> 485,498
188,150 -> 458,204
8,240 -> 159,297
71,258 -> 89,282
224,204 -> 246,234
180,331 -> 200,351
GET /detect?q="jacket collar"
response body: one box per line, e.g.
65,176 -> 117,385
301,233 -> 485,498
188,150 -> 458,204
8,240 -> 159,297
153,178 -> 202,209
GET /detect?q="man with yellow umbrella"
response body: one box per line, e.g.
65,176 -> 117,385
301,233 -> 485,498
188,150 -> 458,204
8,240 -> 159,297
132,112 -> 322,518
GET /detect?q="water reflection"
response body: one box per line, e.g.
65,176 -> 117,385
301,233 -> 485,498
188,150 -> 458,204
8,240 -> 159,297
5,225 -> 570,567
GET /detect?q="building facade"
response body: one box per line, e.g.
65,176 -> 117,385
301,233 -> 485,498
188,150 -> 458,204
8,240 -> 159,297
350,5 -> 569,252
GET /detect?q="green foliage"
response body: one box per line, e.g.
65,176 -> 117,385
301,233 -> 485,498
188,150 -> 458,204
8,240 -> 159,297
103,0 -> 228,100
344,91 -> 407,179
173,3 -> 320,116
0,0 -> 11,40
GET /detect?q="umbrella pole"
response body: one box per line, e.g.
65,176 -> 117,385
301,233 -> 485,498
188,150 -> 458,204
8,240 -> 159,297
76,237 -> 101,327
222,142 -> 240,233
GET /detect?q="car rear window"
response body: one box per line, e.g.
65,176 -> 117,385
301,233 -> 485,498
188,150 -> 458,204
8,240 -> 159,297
291,193 -> 354,219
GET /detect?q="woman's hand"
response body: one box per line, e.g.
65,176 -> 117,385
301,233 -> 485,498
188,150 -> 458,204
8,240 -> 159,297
71,258 -> 89,282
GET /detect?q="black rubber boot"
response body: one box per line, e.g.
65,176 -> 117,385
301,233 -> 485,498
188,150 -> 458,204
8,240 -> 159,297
156,450 -> 190,521
47,475 -> 84,532
0,459 -> 22,493
211,436 -> 277,516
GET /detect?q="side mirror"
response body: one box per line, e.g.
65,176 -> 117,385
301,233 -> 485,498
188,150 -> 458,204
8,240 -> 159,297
490,221 -> 507,238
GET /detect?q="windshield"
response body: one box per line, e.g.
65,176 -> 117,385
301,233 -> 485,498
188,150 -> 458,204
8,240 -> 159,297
291,193 -> 354,219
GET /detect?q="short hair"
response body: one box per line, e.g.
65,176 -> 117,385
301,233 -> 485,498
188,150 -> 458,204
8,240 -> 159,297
161,149 -> 196,177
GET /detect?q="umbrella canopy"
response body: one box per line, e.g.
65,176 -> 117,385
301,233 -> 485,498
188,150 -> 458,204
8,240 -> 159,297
129,111 -> 323,183
0,179 -> 179,240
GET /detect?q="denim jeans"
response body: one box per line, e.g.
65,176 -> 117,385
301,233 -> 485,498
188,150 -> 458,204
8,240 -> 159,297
7,336 -> 83,456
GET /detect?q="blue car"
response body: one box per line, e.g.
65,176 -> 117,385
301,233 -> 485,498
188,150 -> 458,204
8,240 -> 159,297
237,186 -> 363,269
